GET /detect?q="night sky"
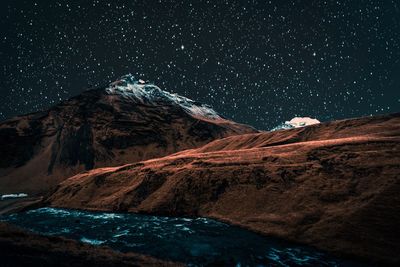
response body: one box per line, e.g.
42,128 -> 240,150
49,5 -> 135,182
1,0 -> 399,130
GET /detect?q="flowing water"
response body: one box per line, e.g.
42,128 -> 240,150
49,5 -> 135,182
1,208 -> 367,266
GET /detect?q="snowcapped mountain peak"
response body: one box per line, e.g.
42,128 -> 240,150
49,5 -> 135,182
271,117 -> 320,131
105,74 -> 221,120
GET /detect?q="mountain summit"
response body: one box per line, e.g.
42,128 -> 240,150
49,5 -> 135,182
0,76 -> 256,194
106,74 -> 221,120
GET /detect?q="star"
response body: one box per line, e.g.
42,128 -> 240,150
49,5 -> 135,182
0,1 -> 398,130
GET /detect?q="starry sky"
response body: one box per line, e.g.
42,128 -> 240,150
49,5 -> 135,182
1,0 -> 399,130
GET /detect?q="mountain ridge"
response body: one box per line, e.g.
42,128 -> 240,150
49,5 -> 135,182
0,76 -> 256,195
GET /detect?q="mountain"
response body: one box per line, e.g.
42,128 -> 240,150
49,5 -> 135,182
0,74 -> 256,195
46,113 -> 400,265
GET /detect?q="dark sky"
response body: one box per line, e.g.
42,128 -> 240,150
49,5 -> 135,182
1,0 -> 399,129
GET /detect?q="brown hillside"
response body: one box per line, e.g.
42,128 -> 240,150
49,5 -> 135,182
47,113 -> 400,265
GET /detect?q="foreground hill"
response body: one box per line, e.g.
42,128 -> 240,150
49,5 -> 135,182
0,223 -> 180,267
47,113 -> 400,265
0,74 -> 255,194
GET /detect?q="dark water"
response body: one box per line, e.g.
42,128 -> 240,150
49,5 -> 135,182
1,208 -> 366,266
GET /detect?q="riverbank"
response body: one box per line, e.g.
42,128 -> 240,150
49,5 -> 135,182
0,222 -> 181,267
0,197 -> 43,215
1,207 -> 370,266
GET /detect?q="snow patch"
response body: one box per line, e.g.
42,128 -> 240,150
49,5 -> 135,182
286,117 -> 320,127
1,193 -> 28,200
272,117 -> 320,131
106,74 -> 221,120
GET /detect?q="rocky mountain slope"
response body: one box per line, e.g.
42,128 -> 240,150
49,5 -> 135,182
0,75 -> 256,195
47,113 -> 400,265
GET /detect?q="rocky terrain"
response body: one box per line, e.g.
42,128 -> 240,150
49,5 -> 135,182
0,74 -> 255,195
0,222 -> 180,267
46,113 -> 400,265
